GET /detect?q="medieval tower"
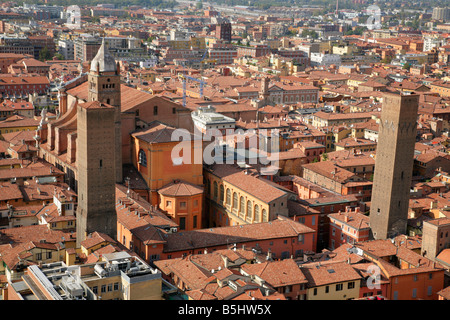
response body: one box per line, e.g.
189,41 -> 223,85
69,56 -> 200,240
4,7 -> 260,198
87,38 -> 122,183
369,92 -> 419,240
76,40 -> 121,246
259,76 -> 270,105
76,101 -> 117,246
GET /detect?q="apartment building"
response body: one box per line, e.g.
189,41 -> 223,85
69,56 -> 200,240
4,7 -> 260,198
4,252 -> 163,300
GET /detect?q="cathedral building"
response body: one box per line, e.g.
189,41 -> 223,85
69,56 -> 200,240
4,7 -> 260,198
36,41 -> 202,239
38,41 -> 194,193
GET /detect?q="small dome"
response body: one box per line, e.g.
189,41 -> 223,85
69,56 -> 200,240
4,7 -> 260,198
90,38 -> 117,73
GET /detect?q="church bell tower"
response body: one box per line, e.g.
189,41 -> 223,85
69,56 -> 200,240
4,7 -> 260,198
87,38 -> 122,183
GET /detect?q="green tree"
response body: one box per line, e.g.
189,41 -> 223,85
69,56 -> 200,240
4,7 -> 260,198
301,29 -> 318,39
381,56 -> 393,64
39,47 -> 52,62
54,53 -> 65,60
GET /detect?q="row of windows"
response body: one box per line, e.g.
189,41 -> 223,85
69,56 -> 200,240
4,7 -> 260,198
391,286 -> 434,299
179,216 -> 199,230
298,216 -> 316,226
210,180 -> 269,223
35,252 -> 53,260
50,220 -> 74,228
1,128 -> 32,134
91,282 -> 121,295
166,200 -> 199,209
313,282 -> 356,296
0,85 -> 45,89
270,94 -> 317,103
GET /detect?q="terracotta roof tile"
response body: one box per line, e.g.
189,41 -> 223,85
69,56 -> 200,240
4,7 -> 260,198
0,182 -> 22,202
241,259 -> 307,287
301,260 -> 362,287
0,224 -> 74,247
80,231 -> 116,249
207,164 -> 287,203
163,218 -> 314,253
131,121 -> 182,144
328,211 -> 370,230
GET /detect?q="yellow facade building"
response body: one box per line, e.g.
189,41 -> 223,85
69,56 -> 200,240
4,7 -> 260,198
168,37 -> 206,50
302,261 -> 362,300
0,115 -> 39,138
204,164 -> 289,228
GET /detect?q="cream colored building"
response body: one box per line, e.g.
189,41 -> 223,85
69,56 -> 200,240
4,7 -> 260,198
204,164 -> 289,228
302,261 -> 362,300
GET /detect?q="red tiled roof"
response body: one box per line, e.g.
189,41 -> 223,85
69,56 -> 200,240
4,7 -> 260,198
0,224 -> 75,247
302,161 -> 356,184
0,182 -> 22,201
163,218 -> 314,253
80,231 -> 116,249
301,260 -> 362,286
79,100 -> 114,109
328,211 -> 370,230
207,164 -> 287,203
241,259 -> 308,287
131,121 -> 181,144
158,180 -> 203,197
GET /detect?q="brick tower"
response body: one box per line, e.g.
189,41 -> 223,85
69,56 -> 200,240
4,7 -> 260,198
369,92 -> 419,240
259,76 -> 270,104
76,101 -> 117,246
87,38 -> 122,183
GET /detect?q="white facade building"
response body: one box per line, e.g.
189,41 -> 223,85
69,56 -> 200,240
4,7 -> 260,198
310,52 -> 342,67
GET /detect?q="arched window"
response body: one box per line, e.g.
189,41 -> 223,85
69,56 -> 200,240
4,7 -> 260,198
138,149 -> 147,167
153,106 -> 158,115
220,185 -> 224,202
262,209 -> 268,222
233,192 -> 238,210
247,200 -> 252,219
239,196 -> 245,217
226,189 -> 231,205
213,181 -> 218,200
254,205 -> 260,222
